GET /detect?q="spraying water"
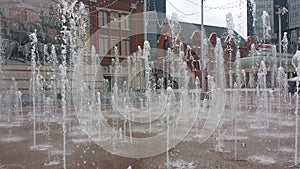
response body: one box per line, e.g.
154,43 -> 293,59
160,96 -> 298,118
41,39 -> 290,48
292,43 -> 300,166
0,28 -> 3,73
59,1 -> 75,168
30,29 -> 38,148
250,0 -> 257,36
282,32 -> 289,67
261,11 -> 271,43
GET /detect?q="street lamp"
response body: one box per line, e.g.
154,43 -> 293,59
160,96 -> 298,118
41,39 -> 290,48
144,0 -> 148,41
201,0 -> 205,99
275,5 -> 288,68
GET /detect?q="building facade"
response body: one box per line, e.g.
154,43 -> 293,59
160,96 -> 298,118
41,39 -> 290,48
251,0 -> 300,53
287,0 -> 300,53
155,18 -> 252,89
145,0 -> 166,60
81,0 -> 144,63
81,0 -> 166,67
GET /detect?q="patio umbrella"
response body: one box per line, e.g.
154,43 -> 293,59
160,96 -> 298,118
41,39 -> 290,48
288,76 -> 300,82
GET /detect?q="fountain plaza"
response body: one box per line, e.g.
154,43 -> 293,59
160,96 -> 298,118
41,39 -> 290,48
0,1 -> 300,169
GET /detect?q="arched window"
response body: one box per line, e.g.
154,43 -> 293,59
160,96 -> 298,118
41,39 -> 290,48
163,39 -> 170,51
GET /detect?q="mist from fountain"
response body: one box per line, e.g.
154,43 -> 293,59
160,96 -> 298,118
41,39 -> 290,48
233,49 -> 243,160
271,45 -> 277,89
0,78 -> 22,125
258,60 -> 269,130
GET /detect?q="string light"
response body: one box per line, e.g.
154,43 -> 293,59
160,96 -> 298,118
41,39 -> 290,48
151,0 -> 167,28
204,0 -> 241,11
166,0 -> 189,16
103,0 -> 119,8
184,0 -> 199,6
87,0 -> 139,24
168,0 -> 243,18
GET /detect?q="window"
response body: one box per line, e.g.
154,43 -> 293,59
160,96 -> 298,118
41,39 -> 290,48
121,14 -> 130,30
98,10 -> 108,27
110,37 -> 120,55
99,36 -> 109,55
121,39 -> 130,56
110,12 -> 119,29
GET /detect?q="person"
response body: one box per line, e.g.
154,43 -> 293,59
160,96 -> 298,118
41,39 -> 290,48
292,37 -> 300,76
282,32 -> 288,53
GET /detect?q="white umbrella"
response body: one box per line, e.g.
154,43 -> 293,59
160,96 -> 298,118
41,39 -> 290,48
288,76 -> 300,82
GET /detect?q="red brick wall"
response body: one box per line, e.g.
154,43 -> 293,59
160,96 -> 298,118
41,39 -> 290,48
81,0 -> 144,58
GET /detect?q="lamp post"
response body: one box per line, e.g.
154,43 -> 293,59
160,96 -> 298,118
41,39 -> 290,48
275,5 -> 288,68
144,0 -> 147,41
201,0 -> 205,98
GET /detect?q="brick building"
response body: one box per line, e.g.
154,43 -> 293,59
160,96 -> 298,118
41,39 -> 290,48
81,0 -> 145,66
155,19 -> 249,89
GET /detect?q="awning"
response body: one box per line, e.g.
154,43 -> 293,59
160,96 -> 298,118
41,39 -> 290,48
288,76 -> 300,82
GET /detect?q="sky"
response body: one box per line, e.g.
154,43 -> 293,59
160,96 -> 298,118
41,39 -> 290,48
166,0 -> 247,38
